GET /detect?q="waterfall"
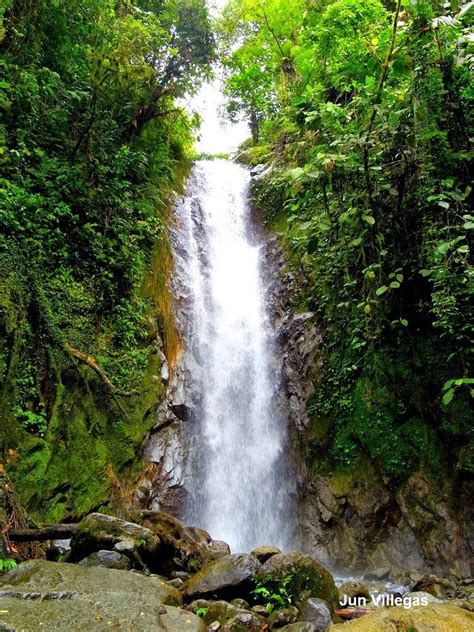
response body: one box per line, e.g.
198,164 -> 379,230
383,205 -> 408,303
171,159 -> 291,552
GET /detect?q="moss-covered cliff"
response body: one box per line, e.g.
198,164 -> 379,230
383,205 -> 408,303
0,0 -> 212,522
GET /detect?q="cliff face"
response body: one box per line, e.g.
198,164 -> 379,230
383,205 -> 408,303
264,233 -> 472,578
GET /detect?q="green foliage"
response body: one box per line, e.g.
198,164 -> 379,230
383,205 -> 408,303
196,607 -> 209,618
187,556 -> 202,572
251,573 -> 294,613
225,0 -> 473,481
0,557 -> 17,573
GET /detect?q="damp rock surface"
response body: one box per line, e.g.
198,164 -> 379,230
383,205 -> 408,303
0,559 -> 205,631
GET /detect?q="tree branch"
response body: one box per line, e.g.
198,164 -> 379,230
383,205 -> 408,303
261,6 -> 286,58
363,0 -> 402,198
64,344 -> 141,397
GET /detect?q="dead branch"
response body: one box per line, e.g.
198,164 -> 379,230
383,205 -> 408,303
8,524 -> 79,542
64,344 -> 141,397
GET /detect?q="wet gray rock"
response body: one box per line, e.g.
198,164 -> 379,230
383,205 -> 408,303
269,606 -> 298,627
47,538 -> 71,561
209,540 -> 232,558
78,549 -> 131,570
184,554 -> 262,600
222,611 -> 265,631
281,624 -> 317,632
298,598 -> 332,631
0,559 -> 182,606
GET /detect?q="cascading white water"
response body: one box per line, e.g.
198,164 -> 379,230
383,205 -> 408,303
172,159 -> 291,552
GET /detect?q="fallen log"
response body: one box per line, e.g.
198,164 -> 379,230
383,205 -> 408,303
9,524 -> 79,542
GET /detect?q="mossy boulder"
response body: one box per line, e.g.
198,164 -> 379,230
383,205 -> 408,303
0,559 -> 202,630
328,603 -> 474,631
222,611 -> 267,631
260,552 -> 339,612
140,510 -> 231,573
0,559 -> 181,606
0,595 -> 206,631
187,599 -> 251,626
269,605 -> 298,627
68,512 -> 161,570
184,554 -> 262,601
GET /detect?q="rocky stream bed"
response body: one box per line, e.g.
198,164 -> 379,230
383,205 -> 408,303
1,511 -> 472,631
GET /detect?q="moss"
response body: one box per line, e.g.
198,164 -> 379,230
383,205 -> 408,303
3,264 -> 169,522
261,553 -> 339,612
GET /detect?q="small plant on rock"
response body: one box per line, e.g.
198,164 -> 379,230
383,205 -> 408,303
0,557 -> 17,573
251,572 -> 294,613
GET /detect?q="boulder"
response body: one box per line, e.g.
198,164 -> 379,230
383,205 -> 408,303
140,510 -> 231,573
280,625 -> 316,632
298,598 -> 332,631
69,511 -> 230,576
68,512 -> 161,571
210,540 -> 232,558
327,603 -> 474,631
252,605 -> 269,618
269,606 -> 298,627
168,577 -> 185,589
412,573 -> 456,599
260,553 -> 338,611
0,559 -> 204,631
78,550 -> 131,570
251,546 -> 282,564
187,599 -> 249,626
47,539 -> 71,561
184,554 -> 261,600
222,612 -> 266,631
0,559 -> 181,606
405,591 -> 443,604
0,595 -> 206,631
337,581 -> 370,604
231,598 -> 250,609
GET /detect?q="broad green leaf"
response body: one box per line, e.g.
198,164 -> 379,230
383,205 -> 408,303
362,214 -> 375,225
376,286 -> 388,296
442,389 -> 454,406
